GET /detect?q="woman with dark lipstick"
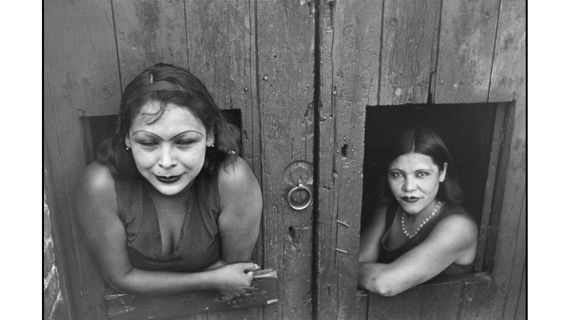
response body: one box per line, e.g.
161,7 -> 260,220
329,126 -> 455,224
358,127 -> 477,296
75,63 -> 262,298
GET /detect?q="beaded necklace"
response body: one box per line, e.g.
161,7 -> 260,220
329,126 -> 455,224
400,201 -> 444,239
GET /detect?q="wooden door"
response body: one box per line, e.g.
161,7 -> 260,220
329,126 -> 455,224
44,0 -> 359,319
44,0 -> 525,319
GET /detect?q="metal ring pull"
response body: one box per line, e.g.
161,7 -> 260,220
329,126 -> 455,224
286,183 -> 313,211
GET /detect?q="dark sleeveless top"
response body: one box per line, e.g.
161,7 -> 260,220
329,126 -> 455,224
114,173 -> 221,272
378,202 -> 474,275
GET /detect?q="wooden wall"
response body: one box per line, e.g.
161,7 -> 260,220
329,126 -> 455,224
44,0 -> 525,319
319,0 -> 525,319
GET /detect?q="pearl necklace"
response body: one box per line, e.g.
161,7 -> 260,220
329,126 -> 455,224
400,201 -> 444,239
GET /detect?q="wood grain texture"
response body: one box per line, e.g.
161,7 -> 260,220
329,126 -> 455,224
514,262 -> 526,320
458,0 -> 526,316
256,1 -> 316,319
184,3 -> 263,319
113,0 -> 189,85
502,196 -> 526,320
379,0 -> 441,105
318,0 -> 382,318
368,287 -> 423,320
418,283 -> 463,320
44,0 -> 120,318
434,0 -> 501,103
184,0 -> 262,181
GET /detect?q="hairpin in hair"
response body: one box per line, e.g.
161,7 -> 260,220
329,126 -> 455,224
149,72 -> 154,84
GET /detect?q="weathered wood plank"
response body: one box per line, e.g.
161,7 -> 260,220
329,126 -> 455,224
113,0 -> 189,86
106,270 -> 278,320
459,281 -> 501,320
514,262 -> 526,320
184,0 -> 261,190
256,1 -> 316,319
368,287 -> 423,320
44,0 -> 120,318
379,0 -> 441,105
434,0 -> 501,103
318,0 -> 382,319
459,0 -> 526,318
501,196 -> 526,320
418,283 -> 463,320
184,4 -> 262,318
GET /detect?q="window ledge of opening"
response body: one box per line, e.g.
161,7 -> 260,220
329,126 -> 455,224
356,272 -> 493,297
106,269 -> 278,320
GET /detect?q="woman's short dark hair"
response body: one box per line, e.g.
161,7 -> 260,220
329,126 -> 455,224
96,63 -> 239,179
380,127 -> 464,204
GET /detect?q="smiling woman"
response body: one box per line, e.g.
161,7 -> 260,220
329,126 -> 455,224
358,127 -> 478,296
74,63 -> 263,298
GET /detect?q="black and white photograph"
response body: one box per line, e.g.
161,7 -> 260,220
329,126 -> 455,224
38,0 -> 533,319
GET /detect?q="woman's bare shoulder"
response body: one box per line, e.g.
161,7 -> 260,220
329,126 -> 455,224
217,156 -> 257,190
431,206 -> 478,246
78,162 -> 117,205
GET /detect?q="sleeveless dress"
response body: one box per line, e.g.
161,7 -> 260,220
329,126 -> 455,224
114,173 -> 221,272
378,201 -> 474,275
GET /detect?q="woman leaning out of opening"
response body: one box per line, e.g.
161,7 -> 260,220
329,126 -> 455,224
358,127 -> 478,296
75,63 -> 262,298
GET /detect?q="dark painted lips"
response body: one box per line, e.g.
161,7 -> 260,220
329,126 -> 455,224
401,196 -> 420,203
155,175 -> 182,184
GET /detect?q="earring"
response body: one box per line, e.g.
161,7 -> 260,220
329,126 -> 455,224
125,146 -> 130,151
208,144 -> 215,148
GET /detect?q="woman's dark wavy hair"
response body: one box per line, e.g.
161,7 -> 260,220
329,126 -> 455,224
96,63 -> 239,179
380,127 -> 464,204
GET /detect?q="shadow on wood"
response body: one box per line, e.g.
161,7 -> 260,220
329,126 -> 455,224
106,269 -> 278,320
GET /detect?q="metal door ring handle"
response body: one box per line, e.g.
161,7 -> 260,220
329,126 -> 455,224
287,184 -> 313,211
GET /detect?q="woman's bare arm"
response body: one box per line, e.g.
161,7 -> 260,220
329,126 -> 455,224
358,213 -> 477,296
75,162 -> 256,295
216,156 -> 263,264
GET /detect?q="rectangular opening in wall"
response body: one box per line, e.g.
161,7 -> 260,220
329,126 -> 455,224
361,102 -> 515,282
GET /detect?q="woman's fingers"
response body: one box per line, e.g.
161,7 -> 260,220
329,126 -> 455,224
242,262 -> 260,273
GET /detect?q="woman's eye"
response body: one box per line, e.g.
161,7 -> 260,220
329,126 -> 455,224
139,140 -> 158,147
416,171 -> 429,177
389,171 -> 402,178
176,140 -> 196,146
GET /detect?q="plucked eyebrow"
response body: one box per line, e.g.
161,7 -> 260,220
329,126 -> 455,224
388,168 -> 434,173
131,130 -> 204,140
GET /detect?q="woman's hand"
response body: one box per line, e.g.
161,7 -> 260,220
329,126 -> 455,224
211,262 -> 260,299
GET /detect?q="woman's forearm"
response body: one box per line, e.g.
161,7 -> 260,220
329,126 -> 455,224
111,268 -> 221,295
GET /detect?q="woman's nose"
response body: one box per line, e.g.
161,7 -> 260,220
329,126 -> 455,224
158,146 -> 176,168
402,177 -> 416,191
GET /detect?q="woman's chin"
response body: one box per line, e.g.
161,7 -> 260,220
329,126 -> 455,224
149,178 -> 192,196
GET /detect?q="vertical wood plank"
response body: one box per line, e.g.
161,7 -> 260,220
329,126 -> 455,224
113,0 -> 189,85
460,0 -> 525,318
433,0 -> 501,103
501,196 -> 526,320
184,2 -> 262,319
459,282 -> 501,320
256,1 -> 316,319
379,0 -> 441,105
418,283 -> 463,320
185,2 -> 261,319
318,0 -> 382,319
185,0 -> 261,177
514,263 -> 527,320
44,0 -> 120,318
367,288 -> 423,320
